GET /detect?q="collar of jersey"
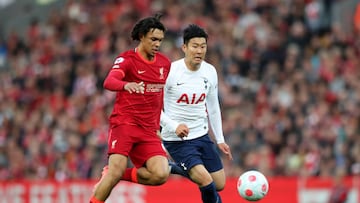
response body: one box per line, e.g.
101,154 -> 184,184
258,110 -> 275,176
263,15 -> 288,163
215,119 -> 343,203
135,47 -> 156,64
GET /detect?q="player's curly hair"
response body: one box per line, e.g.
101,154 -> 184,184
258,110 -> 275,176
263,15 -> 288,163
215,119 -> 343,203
183,24 -> 208,45
131,13 -> 166,41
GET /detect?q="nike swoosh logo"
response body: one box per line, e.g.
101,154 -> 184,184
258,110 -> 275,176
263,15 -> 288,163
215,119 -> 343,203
176,82 -> 184,86
138,70 -> 146,74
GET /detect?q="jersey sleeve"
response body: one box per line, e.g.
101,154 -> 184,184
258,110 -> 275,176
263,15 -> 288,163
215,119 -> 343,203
206,67 -> 225,144
160,67 -> 179,133
103,55 -> 129,91
160,110 -> 179,133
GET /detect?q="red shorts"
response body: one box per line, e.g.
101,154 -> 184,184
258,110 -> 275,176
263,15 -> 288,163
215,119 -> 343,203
107,124 -> 166,168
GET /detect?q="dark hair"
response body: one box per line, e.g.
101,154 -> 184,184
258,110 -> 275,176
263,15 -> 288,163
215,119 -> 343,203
131,13 -> 166,41
183,24 -> 208,45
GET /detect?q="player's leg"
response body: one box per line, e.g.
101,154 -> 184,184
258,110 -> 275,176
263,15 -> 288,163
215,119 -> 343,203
103,155 -> 169,185
90,154 -> 128,203
169,161 -> 191,179
189,164 -> 222,203
190,135 -> 224,203
210,169 -> 226,191
163,136 -> 222,203
129,128 -> 170,185
198,135 -> 225,202
96,160 -> 190,182
90,124 -> 134,203
136,155 -> 169,185
163,142 -> 191,179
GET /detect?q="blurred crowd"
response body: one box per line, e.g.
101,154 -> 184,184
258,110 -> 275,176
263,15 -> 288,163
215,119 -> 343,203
0,0 -> 360,181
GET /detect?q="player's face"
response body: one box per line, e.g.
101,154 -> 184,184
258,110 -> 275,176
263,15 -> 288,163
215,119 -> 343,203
139,28 -> 164,60
183,37 -> 207,71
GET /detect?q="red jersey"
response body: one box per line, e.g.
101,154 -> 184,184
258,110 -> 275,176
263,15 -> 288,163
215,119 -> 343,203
106,49 -> 170,132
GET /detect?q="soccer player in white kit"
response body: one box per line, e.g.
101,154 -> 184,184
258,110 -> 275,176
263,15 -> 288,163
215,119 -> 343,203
161,24 -> 233,203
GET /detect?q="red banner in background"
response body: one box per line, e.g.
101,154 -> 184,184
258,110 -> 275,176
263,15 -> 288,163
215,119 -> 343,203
145,177 -> 298,203
0,177 -> 358,203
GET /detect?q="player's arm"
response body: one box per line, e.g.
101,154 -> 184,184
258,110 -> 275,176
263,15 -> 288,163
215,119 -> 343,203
160,110 -> 178,132
207,75 -> 233,160
103,56 -> 128,91
160,76 -> 178,132
103,56 -> 144,93
160,111 -> 189,138
103,69 -> 127,91
206,84 -> 224,144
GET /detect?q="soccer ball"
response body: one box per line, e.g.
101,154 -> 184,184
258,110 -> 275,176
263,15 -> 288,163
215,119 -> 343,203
237,170 -> 269,201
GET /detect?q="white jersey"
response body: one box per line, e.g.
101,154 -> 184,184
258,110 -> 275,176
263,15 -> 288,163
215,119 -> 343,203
160,58 -> 225,143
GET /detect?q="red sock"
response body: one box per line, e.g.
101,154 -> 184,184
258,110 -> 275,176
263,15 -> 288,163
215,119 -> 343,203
90,196 -> 104,203
122,168 -> 138,183
131,167 -> 138,183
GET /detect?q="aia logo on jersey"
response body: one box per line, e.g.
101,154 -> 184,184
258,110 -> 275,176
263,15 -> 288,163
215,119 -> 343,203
177,93 -> 205,104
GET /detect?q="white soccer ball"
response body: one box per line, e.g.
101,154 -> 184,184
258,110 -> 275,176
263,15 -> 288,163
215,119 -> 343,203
237,170 -> 269,201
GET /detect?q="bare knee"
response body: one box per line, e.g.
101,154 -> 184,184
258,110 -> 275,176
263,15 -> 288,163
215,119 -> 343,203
150,170 -> 169,185
143,156 -> 170,185
107,155 -> 127,184
211,169 -> 226,191
215,182 -> 225,191
106,167 -> 123,184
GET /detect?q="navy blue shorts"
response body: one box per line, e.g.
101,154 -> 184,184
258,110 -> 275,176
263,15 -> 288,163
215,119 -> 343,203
163,134 -> 223,173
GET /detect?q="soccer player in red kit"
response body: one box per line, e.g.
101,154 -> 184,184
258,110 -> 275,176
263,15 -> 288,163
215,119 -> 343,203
89,14 -> 171,203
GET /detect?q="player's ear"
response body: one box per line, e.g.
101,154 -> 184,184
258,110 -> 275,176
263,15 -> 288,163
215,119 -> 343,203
181,44 -> 187,53
139,34 -> 145,41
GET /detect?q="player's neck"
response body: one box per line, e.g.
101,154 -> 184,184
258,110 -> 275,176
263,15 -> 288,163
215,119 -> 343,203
136,47 -> 154,61
184,59 -> 200,71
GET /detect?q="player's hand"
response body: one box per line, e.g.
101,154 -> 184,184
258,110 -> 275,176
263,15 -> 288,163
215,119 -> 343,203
124,81 -> 145,94
218,142 -> 233,160
175,124 -> 189,139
